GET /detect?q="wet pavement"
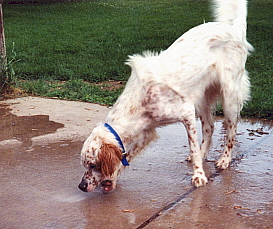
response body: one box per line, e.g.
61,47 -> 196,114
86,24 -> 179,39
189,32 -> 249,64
0,97 -> 272,229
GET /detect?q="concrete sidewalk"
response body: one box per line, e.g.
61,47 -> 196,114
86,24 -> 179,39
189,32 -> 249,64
0,97 -> 272,229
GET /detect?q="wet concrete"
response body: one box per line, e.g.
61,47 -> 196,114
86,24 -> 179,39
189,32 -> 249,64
0,104 -> 64,148
0,97 -> 272,229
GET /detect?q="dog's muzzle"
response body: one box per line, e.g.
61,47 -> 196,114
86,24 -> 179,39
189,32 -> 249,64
78,178 -> 88,192
78,179 -> 88,192
78,178 -> 115,193
78,178 -> 96,192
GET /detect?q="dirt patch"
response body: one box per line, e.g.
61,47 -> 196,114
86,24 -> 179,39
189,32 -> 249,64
0,86 -> 26,100
0,80 -> 125,101
49,80 -> 125,91
92,80 -> 125,91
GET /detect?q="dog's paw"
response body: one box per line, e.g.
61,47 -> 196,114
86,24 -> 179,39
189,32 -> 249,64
192,173 -> 208,187
215,157 -> 231,169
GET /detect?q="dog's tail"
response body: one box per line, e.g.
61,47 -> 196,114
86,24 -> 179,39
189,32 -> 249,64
212,0 -> 253,51
213,0 -> 247,26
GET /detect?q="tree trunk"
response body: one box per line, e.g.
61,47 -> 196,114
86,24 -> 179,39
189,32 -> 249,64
0,4 -> 7,91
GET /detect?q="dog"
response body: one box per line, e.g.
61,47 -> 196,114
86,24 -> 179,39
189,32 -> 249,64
78,0 -> 253,193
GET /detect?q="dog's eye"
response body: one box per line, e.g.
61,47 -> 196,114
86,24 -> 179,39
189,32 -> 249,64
89,164 -> 97,169
89,163 -> 101,171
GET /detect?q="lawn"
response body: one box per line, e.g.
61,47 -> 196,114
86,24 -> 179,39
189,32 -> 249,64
2,0 -> 273,119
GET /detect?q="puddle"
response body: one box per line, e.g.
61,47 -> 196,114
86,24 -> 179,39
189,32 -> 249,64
0,102 -> 272,229
53,192 -> 88,203
0,140 -> 88,229
0,104 -> 64,148
143,119 -> 273,229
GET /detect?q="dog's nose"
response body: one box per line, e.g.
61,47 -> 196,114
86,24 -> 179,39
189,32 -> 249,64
78,179 -> 88,192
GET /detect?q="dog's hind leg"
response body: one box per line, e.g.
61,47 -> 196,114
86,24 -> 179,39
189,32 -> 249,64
216,86 -> 240,169
214,40 -> 250,169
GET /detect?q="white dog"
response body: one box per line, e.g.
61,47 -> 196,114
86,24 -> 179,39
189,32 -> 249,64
79,0 -> 253,193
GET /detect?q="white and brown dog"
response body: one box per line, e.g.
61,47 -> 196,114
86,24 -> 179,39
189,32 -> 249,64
79,0 -> 253,193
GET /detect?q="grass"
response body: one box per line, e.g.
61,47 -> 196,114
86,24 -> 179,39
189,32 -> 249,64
4,0 -> 206,82
16,79 -> 124,105
2,0 -> 273,119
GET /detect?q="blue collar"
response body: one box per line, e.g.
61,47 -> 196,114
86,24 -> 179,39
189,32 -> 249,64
104,123 -> 130,166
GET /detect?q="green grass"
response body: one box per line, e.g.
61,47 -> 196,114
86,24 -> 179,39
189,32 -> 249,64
16,79 -> 123,105
4,0 -> 208,82
243,0 -> 273,119
2,0 -> 273,118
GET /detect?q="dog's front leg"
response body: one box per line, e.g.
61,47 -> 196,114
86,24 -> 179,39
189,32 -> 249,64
183,112 -> 208,187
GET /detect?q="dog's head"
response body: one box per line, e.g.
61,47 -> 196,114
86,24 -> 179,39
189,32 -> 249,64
78,125 -> 124,193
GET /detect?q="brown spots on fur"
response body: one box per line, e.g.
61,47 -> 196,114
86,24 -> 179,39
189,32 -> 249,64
92,177 -> 99,186
129,106 -> 137,115
209,38 -> 217,43
188,135 -> 194,144
228,144 -> 233,150
131,144 -> 139,154
84,169 -> 93,179
195,166 -> 199,170
193,177 -> 199,182
208,36 -> 226,50
177,38 -> 184,43
211,63 -> 216,68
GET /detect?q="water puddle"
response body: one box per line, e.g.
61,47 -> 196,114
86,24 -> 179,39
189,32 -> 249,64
0,102 -> 272,228
0,104 -> 64,148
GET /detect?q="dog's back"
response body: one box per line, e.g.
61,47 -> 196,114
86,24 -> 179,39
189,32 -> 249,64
144,0 -> 253,112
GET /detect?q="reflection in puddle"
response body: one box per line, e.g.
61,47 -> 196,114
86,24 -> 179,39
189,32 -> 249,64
53,192 -> 88,203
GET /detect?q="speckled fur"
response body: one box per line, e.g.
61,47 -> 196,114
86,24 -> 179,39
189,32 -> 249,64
79,0 -> 253,192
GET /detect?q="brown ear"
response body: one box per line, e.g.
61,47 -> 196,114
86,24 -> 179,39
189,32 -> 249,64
98,143 -> 122,177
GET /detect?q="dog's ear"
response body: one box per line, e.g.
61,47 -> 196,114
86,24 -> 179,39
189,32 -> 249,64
98,143 -> 122,177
